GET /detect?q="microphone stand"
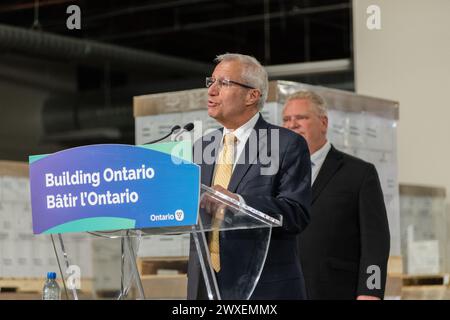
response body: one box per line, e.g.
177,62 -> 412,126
144,125 -> 181,144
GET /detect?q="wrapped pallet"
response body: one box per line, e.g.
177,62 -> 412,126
399,184 -> 448,300
134,80 -> 401,259
399,184 -> 447,276
0,161 -> 94,298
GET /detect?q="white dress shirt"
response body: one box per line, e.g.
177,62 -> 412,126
310,140 -> 331,185
212,112 -> 260,203
218,112 -> 260,171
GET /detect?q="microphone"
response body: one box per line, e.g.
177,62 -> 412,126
184,122 -> 195,132
173,123 -> 195,141
144,125 -> 181,144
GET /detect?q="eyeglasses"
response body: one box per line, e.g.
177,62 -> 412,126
205,77 -> 256,90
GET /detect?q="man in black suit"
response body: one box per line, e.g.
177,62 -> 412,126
282,90 -> 390,300
187,53 -> 311,300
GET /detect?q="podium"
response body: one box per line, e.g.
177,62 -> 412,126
51,184 -> 282,300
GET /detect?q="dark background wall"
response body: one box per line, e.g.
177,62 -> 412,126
0,0 -> 352,160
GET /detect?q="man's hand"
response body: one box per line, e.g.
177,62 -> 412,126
200,192 -> 220,214
212,185 -> 239,202
199,185 -> 240,220
357,295 -> 380,300
200,185 -> 238,215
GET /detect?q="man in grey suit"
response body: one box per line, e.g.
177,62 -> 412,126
187,53 -> 311,299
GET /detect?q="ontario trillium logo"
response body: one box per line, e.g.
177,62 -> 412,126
175,209 -> 184,221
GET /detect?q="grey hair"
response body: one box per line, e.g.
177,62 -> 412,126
215,53 -> 268,110
285,90 -> 328,116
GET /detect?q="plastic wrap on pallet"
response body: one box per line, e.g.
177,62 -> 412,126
0,161 -> 95,285
399,184 -> 447,275
134,80 -> 401,257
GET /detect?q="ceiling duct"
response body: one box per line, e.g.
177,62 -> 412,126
0,23 -> 212,75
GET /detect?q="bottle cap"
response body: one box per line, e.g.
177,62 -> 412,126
47,272 -> 57,280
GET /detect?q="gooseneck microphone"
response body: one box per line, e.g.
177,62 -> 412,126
144,125 -> 181,144
184,122 -> 195,132
173,122 -> 195,141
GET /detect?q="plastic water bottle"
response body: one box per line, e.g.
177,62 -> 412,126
42,272 -> 61,300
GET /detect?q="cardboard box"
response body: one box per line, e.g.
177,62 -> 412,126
400,184 -> 447,275
138,275 -> 187,299
134,88 -> 207,117
385,256 -> 403,299
385,275 -> 403,299
387,256 -> 403,275
138,235 -> 185,257
133,81 -> 401,257
0,161 -> 28,177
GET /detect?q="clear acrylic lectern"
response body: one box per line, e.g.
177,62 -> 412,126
51,184 -> 282,300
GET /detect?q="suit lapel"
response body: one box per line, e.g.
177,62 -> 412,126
312,145 -> 344,204
227,114 -> 269,193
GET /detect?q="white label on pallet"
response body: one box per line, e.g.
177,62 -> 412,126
407,239 -> 440,275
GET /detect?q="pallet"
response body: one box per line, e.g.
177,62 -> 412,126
0,292 -> 42,300
385,256 -> 404,299
137,256 -> 188,276
402,285 -> 450,300
0,278 -> 93,294
0,278 -> 46,293
95,290 -> 120,299
403,274 -> 449,286
387,256 -> 403,275
400,274 -> 450,300
135,275 -> 187,299
135,256 -> 188,299
385,275 -> 403,299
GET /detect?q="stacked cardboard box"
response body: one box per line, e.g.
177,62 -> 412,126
136,256 -> 188,299
91,237 -> 122,294
398,184 -> 449,300
399,184 -> 447,275
385,256 -> 403,299
0,161 -> 93,298
133,80 -> 401,259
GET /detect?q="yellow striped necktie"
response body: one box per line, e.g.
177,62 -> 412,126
209,133 -> 236,272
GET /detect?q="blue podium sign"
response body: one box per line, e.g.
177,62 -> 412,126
29,142 -> 199,234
